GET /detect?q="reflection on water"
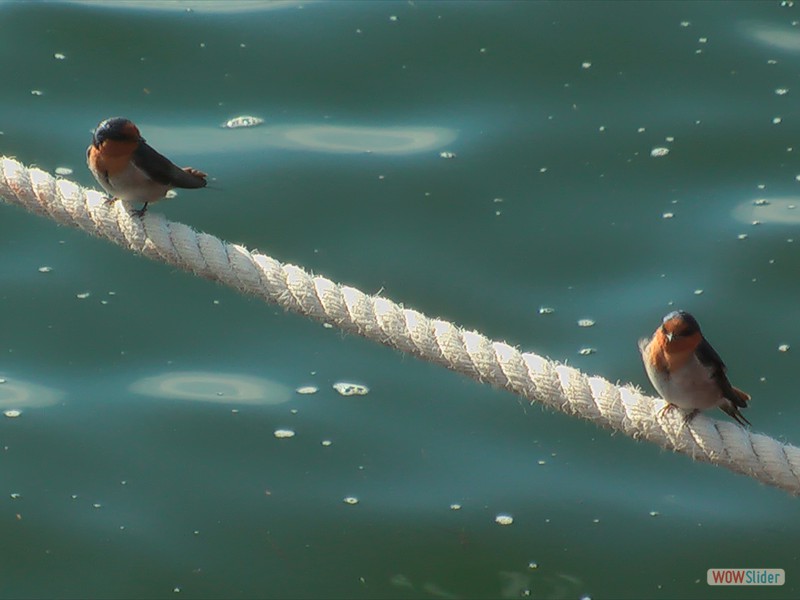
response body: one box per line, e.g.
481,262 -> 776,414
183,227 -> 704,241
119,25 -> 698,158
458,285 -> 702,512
130,371 -> 291,405
278,124 -> 457,154
744,21 -> 800,52
389,570 -> 586,600
0,377 -> 63,409
732,197 -> 800,224
68,0 -> 305,13
147,123 -> 457,156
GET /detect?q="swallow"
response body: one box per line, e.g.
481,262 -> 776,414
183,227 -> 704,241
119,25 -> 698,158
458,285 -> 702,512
639,310 -> 751,426
87,117 -> 207,216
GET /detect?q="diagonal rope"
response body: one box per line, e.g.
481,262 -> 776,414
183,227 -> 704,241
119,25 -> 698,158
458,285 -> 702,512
1,156 -> 798,495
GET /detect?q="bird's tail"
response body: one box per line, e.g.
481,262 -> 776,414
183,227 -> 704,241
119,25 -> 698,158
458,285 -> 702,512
173,166 -> 207,189
721,397 -> 751,427
732,386 -> 751,405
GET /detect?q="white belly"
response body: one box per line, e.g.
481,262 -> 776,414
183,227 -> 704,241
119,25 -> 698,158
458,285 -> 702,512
101,162 -> 169,204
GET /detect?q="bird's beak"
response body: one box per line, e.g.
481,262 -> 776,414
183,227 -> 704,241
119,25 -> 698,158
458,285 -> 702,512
665,332 -> 673,343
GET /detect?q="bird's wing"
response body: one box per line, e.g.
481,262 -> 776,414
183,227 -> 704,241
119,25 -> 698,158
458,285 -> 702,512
133,142 -> 207,189
695,338 -> 748,408
694,337 -> 726,372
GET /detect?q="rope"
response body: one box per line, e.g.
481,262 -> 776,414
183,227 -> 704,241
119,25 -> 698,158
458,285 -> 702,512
2,156 -> 799,495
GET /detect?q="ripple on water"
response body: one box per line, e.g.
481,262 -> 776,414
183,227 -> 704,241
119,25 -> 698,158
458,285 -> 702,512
0,377 -> 63,409
744,21 -> 800,52
129,371 -> 292,405
66,1 -> 304,13
732,197 -> 800,225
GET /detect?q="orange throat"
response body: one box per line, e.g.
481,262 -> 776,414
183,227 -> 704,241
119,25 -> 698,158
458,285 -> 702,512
93,139 -> 138,176
649,331 -> 701,374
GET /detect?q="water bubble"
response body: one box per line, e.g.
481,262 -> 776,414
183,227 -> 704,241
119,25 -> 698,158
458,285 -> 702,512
221,115 -> 264,129
333,382 -> 369,396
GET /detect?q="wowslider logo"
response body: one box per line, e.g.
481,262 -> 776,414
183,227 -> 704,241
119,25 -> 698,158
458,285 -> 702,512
707,569 -> 785,586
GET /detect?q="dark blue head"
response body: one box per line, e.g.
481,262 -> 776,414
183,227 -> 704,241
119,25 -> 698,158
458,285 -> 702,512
92,117 -> 142,146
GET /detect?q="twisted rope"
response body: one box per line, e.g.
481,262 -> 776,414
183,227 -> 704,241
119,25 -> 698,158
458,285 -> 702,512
2,156 -> 798,495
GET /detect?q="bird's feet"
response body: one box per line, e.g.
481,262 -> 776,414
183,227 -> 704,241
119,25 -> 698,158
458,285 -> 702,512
658,402 -> 677,418
103,196 -> 118,207
658,403 -> 699,425
131,202 -> 149,217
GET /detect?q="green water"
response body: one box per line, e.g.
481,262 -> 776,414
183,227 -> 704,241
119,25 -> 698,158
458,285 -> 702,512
1,1 -> 799,598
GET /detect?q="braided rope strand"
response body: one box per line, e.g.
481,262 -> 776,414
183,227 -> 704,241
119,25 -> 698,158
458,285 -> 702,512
2,157 -> 798,495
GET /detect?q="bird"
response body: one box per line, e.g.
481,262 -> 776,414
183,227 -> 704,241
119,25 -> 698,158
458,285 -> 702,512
87,117 -> 207,216
638,310 -> 751,426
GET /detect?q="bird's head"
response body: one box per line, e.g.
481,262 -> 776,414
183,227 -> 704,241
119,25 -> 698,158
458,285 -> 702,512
660,310 -> 701,344
92,117 -> 143,147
